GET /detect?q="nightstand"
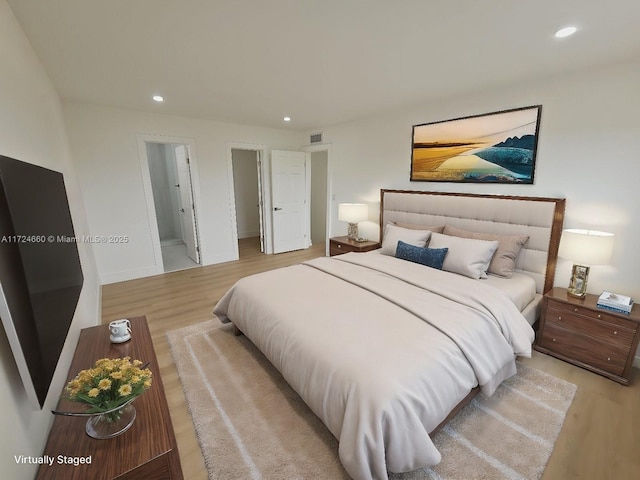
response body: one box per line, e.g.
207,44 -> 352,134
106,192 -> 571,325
329,236 -> 380,256
535,287 -> 640,385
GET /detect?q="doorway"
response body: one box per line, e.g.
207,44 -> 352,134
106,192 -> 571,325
231,148 -> 265,258
145,142 -> 201,272
310,150 -> 328,249
303,144 -> 331,256
226,143 -> 331,258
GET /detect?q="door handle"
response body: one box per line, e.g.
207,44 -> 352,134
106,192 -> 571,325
274,207 -> 283,211
180,208 -> 185,213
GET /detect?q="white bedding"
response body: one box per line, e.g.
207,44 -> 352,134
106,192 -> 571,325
483,272 -> 536,312
214,252 -> 535,480
364,250 -> 538,313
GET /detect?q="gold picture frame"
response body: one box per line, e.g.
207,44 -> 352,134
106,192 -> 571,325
567,264 -> 590,298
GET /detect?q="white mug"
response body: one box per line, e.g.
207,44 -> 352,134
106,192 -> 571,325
109,319 -> 131,343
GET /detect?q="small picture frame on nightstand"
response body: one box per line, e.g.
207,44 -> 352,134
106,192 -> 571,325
567,264 -> 588,297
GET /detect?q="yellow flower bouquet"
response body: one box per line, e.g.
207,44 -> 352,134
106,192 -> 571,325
65,356 -> 152,424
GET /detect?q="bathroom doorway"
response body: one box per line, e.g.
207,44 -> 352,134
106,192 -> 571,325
145,142 -> 201,272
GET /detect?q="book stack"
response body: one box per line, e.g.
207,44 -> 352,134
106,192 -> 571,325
597,291 -> 634,315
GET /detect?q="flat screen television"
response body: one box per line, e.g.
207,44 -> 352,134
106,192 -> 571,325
0,155 -> 84,410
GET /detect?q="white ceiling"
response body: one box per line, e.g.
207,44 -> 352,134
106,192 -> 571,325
8,0 -> 640,131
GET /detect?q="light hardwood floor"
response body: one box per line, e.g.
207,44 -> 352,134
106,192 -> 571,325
101,238 -> 640,480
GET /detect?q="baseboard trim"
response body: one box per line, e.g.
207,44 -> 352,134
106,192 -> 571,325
160,238 -> 184,247
238,231 -> 260,239
99,253 -> 241,284
100,265 -> 162,285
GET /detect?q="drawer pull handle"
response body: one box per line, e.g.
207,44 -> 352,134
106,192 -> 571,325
597,314 -> 601,319
337,245 -> 341,248
574,308 -> 578,312
614,331 -> 618,335
552,338 -> 556,342
558,316 -> 562,321
607,357 -> 611,361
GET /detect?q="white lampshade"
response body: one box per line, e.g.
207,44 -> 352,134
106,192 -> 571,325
558,229 -> 614,265
338,203 -> 368,223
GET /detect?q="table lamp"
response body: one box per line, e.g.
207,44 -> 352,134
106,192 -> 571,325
338,203 -> 368,241
558,229 -> 614,298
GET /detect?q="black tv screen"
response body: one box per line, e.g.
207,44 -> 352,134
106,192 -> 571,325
0,155 -> 84,409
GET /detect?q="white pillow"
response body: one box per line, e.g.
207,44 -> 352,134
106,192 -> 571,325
381,223 -> 432,256
428,232 -> 499,279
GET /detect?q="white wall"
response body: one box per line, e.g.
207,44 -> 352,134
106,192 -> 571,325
231,149 -> 260,239
0,2 -> 100,478
63,103 -> 305,283
314,59 -> 640,357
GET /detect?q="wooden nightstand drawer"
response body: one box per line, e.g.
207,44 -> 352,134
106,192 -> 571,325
330,241 -> 350,256
538,323 -> 627,376
546,307 -> 636,347
549,300 -> 637,330
535,287 -> 640,385
329,237 -> 380,256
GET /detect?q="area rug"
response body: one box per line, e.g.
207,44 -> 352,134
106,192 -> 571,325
168,320 -> 576,480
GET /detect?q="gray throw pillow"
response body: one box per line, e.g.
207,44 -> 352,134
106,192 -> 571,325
443,225 -> 529,278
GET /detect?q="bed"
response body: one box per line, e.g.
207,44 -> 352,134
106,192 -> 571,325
214,190 -> 565,480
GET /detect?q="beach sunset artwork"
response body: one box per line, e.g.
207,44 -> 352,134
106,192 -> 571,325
410,105 -> 541,183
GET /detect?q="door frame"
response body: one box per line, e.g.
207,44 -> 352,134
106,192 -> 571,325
303,143 -> 332,256
226,142 -> 270,257
137,134 -> 204,273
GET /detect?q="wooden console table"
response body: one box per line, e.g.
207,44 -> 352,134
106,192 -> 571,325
37,316 -> 183,479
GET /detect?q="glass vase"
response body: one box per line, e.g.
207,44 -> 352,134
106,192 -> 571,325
85,403 -> 136,439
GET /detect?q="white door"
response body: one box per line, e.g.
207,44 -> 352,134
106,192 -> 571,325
175,145 -> 200,263
271,150 -> 310,253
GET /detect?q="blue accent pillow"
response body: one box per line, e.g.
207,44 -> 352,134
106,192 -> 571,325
395,240 -> 448,270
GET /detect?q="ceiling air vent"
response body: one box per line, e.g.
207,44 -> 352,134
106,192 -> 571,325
310,133 -> 323,144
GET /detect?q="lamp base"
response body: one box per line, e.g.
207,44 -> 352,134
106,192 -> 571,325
567,263 -> 590,298
347,223 -> 359,241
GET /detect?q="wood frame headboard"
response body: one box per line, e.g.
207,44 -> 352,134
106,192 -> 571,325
380,190 -> 566,294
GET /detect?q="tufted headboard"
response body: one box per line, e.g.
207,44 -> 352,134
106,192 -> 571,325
380,190 -> 565,294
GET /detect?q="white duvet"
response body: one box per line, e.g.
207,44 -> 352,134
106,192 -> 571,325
214,252 -> 534,480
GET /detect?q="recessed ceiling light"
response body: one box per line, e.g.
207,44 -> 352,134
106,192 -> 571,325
283,116 -> 291,122
555,26 -> 577,38
152,95 -> 164,102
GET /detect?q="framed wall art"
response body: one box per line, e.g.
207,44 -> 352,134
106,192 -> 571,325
410,105 -> 542,183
